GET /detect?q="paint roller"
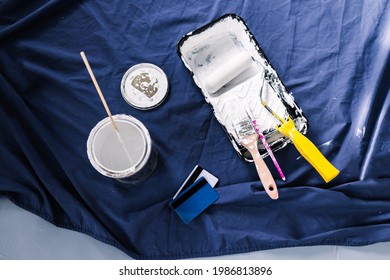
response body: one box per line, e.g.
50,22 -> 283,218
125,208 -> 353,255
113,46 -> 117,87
204,51 -> 253,93
206,51 -> 339,183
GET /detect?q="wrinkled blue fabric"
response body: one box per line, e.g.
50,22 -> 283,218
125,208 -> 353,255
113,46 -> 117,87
0,0 -> 389,259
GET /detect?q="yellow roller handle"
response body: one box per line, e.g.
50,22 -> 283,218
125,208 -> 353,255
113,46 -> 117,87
276,117 -> 339,183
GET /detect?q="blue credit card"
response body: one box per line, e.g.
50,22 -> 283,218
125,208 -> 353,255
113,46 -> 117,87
173,165 -> 219,199
171,177 -> 219,224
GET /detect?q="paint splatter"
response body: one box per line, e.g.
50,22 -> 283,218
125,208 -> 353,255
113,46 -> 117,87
356,127 -> 366,139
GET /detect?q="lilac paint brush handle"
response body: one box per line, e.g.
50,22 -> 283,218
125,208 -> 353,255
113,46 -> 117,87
252,120 -> 286,181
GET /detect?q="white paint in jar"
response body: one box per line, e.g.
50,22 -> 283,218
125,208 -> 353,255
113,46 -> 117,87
87,114 -> 158,184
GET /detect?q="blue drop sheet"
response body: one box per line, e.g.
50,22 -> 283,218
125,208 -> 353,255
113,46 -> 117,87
0,0 -> 389,259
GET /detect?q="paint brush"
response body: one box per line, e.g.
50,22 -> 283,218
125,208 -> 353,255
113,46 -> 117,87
260,100 -> 339,183
80,51 -> 135,165
248,111 -> 286,181
232,115 -> 279,200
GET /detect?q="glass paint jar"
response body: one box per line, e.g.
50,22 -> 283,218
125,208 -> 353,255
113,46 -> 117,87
87,114 -> 158,184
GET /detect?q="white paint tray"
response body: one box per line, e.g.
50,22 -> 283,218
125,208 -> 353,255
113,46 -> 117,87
177,14 -> 308,162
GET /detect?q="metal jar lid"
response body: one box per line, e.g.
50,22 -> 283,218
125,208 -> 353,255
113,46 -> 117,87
120,63 -> 169,110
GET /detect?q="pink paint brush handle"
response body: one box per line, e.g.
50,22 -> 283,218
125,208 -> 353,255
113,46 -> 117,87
252,120 -> 286,181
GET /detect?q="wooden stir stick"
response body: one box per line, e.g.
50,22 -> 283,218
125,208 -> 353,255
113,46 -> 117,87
80,51 -> 134,165
80,51 -> 119,132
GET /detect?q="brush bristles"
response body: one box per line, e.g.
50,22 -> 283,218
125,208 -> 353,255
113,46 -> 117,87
235,119 -> 255,137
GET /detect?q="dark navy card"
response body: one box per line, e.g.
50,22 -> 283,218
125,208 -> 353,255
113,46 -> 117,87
171,177 -> 219,224
173,165 -> 219,199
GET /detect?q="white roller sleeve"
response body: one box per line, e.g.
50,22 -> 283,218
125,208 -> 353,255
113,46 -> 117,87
204,51 -> 252,93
